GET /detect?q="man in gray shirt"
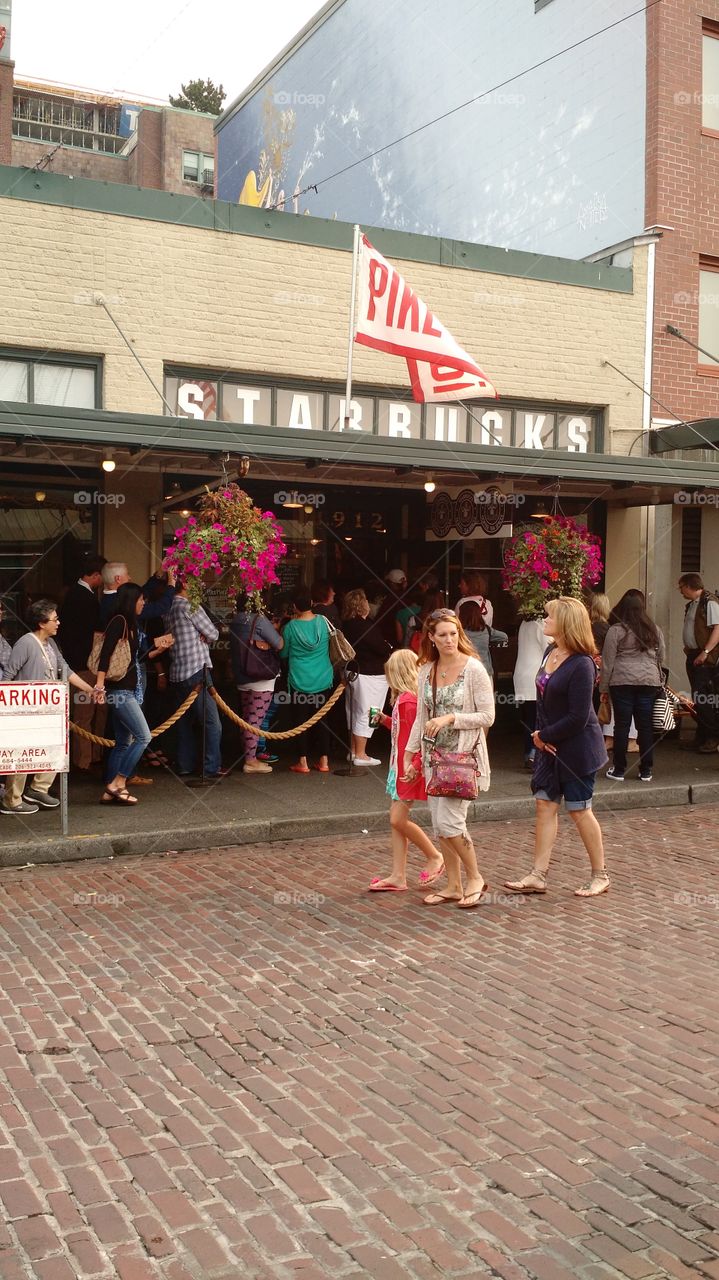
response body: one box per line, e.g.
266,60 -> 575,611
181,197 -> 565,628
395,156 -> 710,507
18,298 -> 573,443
678,573 -> 719,751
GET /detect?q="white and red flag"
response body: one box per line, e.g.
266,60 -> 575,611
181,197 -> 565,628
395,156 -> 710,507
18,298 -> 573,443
354,235 -> 497,403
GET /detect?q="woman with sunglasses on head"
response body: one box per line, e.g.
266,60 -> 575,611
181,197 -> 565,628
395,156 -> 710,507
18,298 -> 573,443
403,608 -> 495,908
504,596 -> 610,899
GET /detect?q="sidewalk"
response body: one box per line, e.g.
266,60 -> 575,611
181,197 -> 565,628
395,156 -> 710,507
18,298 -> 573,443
1,733 -> 718,868
0,805 -> 717,1278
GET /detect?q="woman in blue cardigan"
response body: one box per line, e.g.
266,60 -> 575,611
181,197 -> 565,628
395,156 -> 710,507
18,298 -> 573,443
505,596 -> 610,898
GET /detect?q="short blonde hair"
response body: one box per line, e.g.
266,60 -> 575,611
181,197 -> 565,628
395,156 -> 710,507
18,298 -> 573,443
341,588 -> 369,621
385,648 -> 419,700
546,596 -> 596,655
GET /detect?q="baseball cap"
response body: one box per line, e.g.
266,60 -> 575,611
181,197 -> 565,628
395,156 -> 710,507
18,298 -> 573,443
385,569 -> 406,584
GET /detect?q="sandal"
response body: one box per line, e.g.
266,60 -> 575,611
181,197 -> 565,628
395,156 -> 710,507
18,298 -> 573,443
504,869 -> 548,894
289,764 -> 310,774
574,870 -> 610,898
457,883 -> 490,910
100,787 -> 138,806
419,861 -> 445,886
423,891 -> 463,906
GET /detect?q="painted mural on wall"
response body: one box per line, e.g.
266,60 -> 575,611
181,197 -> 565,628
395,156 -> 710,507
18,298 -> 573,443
217,0 -> 646,258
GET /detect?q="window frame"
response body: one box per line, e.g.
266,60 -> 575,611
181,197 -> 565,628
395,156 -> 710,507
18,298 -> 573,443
697,256 -> 719,377
0,348 -> 103,408
181,150 -> 215,185
534,0 -> 556,11
701,19 -> 719,137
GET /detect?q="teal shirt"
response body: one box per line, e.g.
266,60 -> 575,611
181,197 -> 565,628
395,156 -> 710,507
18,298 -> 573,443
282,616 -> 333,693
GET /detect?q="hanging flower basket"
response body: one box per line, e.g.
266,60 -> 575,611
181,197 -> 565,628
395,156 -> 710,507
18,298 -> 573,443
502,516 -> 603,619
162,484 -> 287,612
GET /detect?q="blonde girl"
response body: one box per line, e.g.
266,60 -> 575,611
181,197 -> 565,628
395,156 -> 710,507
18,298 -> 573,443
368,649 -> 444,892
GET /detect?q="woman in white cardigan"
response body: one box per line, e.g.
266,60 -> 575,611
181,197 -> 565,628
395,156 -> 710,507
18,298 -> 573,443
404,608 -> 495,908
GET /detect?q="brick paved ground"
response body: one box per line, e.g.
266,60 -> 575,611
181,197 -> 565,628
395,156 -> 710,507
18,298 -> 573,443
0,805 -> 718,1280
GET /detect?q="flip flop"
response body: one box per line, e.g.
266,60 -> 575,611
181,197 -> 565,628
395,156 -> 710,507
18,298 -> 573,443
457,884 -> 490,910
368,882 -> 407,892
313,764 -> 330,773
423,891 -> 463,906
289,764 -> 311,774
419,862 -> 445,886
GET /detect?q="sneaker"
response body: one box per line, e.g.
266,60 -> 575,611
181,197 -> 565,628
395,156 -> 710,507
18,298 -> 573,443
24,789 -> 60,808
639,772 -> 653,782
1,799 -> 39,815
606,766 -> 625,781
353,756 -> 381,766
256,752 -> 279,763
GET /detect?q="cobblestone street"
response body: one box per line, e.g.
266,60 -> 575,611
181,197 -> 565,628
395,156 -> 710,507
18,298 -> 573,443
0,804 -> 718,1280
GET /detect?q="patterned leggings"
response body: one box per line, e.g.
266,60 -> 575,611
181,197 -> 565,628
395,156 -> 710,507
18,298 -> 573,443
238,688 -> 275,760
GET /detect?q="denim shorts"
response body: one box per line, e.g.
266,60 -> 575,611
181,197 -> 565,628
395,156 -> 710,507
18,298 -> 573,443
534,772 -> 596,811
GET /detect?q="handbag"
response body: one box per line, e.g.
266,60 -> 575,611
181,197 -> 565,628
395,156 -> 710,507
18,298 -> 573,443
653,686 -> 680,733
598,696 -> 612,726
87,618 -> 131,681
652,656 -> 679,733
235,616 -> 281,682
425,664 -> 480,801
321,615 -> 356,667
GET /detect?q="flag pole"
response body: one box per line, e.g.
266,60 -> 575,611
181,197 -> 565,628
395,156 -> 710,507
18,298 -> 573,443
343,224 -> 361,431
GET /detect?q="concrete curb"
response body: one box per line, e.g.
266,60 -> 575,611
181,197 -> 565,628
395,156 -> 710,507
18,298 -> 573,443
1,779 -> 714,869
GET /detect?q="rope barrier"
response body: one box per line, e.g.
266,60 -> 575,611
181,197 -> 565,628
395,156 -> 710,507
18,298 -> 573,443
69,687 -> 200,748
209,683 -> 346,739
69,682 -> 346,747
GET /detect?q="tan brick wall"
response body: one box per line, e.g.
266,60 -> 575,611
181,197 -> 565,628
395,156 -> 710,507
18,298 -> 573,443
11,137 -> 128,181
0,196 -> 648,453
647,0 -> 719,420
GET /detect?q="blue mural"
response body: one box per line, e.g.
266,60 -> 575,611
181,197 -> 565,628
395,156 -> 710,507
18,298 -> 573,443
216,0 -> 646,259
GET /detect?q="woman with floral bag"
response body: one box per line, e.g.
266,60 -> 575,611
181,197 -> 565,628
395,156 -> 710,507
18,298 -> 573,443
403,609 -> 495,909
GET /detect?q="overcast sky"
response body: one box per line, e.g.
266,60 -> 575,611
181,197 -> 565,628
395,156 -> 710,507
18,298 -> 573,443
11,0 -> 322,106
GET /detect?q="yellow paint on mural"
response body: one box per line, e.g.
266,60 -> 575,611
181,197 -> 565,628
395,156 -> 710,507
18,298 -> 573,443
239,170 -> 272,207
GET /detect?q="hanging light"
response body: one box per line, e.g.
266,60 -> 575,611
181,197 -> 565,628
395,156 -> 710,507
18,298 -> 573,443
310,538 -> 321,546
303,504 -> 314,514
180,508 -> 191,517
532,501 -> 551,520
237,456 -> 250,478
424,474 -> 436,494
35,490 -> 46,503
102,453 -> 116,473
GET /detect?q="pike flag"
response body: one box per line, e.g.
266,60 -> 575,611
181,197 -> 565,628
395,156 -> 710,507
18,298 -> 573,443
354,235 -> 498,403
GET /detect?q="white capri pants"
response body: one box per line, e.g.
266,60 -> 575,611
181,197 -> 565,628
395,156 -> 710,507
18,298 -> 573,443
426,788 -> 471,839
347,673 -> 388,738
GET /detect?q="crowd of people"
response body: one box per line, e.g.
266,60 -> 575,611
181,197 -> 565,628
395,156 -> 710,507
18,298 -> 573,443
1,556 -> 718,898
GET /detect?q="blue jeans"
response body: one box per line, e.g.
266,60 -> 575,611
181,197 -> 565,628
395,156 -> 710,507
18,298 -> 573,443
610,684 -> 658,775
106,690 -> 152,781
173,670 -> 222,775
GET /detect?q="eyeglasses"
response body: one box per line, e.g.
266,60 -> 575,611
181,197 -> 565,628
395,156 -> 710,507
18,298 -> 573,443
429,609 -> 458,620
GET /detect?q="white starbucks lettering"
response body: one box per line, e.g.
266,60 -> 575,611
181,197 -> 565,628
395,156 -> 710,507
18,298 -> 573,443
567,417 -> 589,453
177,382 -> 205,419
388,404 -> 412,437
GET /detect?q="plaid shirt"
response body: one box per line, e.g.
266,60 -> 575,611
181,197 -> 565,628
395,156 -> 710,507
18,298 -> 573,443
166,596 -> 219,683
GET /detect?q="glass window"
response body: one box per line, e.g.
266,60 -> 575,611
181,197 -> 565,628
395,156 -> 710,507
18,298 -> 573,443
182,150 -> 200,182
699,267 -> 719,367
33,363 -> 95,408
703,33 -> 719,131
0,359 -> 28,402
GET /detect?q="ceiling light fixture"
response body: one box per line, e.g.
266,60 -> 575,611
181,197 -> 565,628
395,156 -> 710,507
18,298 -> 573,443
35,490 -> 46,503
102,453 -> 116,473
424,474 -> 436,494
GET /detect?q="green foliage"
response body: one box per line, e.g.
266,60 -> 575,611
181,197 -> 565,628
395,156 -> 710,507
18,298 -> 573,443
169,79 -> 226,114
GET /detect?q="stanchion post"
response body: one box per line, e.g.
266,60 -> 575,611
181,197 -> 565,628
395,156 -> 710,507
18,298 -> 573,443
333,662 -> 360,778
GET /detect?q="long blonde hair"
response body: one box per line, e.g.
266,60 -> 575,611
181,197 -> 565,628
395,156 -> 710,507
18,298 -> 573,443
589,592 -> 610,624
384,649 -> 420,702
546,596 -> 596,655
417,609 -> 478,666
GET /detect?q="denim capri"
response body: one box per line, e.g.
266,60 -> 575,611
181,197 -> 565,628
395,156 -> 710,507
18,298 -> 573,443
534,771 -> 597,811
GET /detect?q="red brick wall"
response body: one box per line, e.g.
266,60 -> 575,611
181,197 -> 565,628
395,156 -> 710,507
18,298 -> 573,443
647,0 -> 719,421
160,110 -> 215,197
0,59 -> 13,166
128,110 -> 163,189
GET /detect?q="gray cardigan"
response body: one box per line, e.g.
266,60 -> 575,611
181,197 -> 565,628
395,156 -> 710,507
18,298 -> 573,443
599,623 -> 665,693
407,656 -> 495,792
2,634 -> 70,681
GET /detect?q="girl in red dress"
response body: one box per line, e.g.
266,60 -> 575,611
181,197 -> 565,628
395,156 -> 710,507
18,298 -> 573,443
368,649 -> 445,892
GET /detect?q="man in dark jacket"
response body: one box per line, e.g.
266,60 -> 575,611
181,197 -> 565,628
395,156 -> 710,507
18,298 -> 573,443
59,554 -> 106,770
678,573 -> 719,751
